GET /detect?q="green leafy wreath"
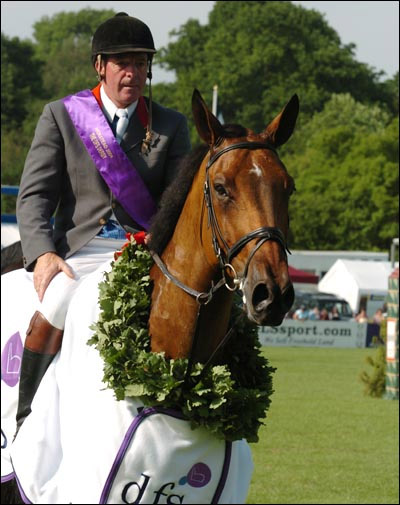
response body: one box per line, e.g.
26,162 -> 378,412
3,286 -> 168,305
88,234 -> 276,442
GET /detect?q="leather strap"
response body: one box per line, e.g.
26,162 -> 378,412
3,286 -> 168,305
206,141 -> 277,170
227,227 -> 288,264
150,250 -> 226,304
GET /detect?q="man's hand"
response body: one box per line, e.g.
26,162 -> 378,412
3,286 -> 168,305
33,252 -> 75,302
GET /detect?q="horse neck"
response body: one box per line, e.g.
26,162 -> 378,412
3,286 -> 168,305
149,162 -> 234,361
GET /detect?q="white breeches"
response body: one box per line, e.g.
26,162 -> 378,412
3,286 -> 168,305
2,237 -> 125,330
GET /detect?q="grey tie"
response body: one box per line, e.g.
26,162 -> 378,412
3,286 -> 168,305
115,108 -> 129,143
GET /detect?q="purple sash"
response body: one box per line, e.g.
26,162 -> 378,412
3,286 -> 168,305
63,89 -> 157,231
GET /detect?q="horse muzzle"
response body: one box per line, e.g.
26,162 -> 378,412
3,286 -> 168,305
243,278 -> 295,326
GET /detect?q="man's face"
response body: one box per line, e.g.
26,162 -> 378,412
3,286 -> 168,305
96,52 -> 148,107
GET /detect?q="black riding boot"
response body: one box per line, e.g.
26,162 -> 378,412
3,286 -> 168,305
15,311 -> 63,436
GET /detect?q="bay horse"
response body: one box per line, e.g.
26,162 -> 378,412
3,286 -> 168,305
1,88 -> 299,504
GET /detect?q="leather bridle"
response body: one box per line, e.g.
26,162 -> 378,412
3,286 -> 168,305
151,140 -> 290,302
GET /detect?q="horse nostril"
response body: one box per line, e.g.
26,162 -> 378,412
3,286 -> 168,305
282,284 -> 295,312
252,283 -> 269,312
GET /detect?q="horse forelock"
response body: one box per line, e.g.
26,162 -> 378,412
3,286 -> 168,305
148,124 -> 250,255
219,124 -> 248,138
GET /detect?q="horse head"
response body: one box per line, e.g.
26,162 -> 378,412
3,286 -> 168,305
192,89 -> 298,327
149,90 -> 298,360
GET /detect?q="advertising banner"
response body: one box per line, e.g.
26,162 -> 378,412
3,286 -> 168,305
259,320 -> 368,348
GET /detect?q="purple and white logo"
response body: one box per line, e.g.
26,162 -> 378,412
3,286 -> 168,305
1,332 -> 23,387
118,463 -> 213,503
179,462 -> 212,488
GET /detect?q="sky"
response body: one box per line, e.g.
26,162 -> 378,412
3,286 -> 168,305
1,1 -> 398,84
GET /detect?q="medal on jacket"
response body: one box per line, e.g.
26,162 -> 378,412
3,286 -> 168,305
141,81 -> 154,155
141,129 -> 153,155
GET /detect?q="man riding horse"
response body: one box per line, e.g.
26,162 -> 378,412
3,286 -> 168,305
12,12 -> 191,436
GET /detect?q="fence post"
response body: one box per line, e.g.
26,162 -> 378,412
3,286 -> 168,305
385,267 -> 399,400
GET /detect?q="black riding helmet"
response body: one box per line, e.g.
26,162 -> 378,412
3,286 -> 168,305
91,12 -> 156,65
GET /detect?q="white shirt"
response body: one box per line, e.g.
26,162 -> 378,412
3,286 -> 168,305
100,85 -> 138,127
99,85 -> 138,227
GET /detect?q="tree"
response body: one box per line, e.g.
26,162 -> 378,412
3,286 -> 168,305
379,71 -> 399,117
287,93 -> 391,155
1,34 -> 44,130
33,8 -> 115,61
41,35 -> 99,99
2,4 -> 397,250
155,1 -> 392,145
32,8 -> 115,100
1,34 -> 47,215
286,95 -> 398,251
1,9 -> 116,205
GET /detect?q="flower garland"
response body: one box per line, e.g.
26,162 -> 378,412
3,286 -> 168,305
88,232 -> 276,442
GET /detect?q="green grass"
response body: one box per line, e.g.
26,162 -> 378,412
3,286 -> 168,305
246,347 -> 399,504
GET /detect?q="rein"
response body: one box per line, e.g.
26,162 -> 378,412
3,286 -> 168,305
150,250 -> 226,305
151,140 -> 291,389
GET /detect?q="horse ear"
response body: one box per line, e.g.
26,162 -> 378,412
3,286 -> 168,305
262,94 -> 299,148
192,89 -> 224,146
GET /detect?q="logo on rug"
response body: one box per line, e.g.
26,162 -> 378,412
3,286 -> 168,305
1,332 -> 23,387
179,462 -> 212,487
121,463 -> 212,503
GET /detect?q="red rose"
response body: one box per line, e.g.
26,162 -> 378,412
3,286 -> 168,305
114,250 -> 123,260
133,231 -> 147,245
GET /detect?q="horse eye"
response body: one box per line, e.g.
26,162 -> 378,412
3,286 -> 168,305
214,183 -> 228,197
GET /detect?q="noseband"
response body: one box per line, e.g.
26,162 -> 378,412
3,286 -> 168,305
150,140 -> 290,302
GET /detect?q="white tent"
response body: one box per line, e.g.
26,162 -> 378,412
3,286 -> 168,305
318,259 -> 395,314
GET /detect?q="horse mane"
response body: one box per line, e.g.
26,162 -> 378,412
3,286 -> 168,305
148,124 -> 248,255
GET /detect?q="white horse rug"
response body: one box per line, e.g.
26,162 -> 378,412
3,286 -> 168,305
1,262 -> 253,504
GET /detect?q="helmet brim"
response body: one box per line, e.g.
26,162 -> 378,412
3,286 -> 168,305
95,46 -> 157,55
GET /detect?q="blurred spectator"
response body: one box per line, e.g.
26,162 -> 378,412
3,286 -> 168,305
320,309 -> 330,320
308,306 -> 320,320
373,308 -> 384,325
293,305 -> 308,320
330,306 -> 341,320
356,308 -> 368,323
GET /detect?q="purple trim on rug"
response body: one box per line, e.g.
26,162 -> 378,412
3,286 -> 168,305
11,460 -> 32,504
1,471 -> 15,483
99,407 -> 184,503
148,406 -> 187,420
99,410 -> 145,503
212,441 -> 232,503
